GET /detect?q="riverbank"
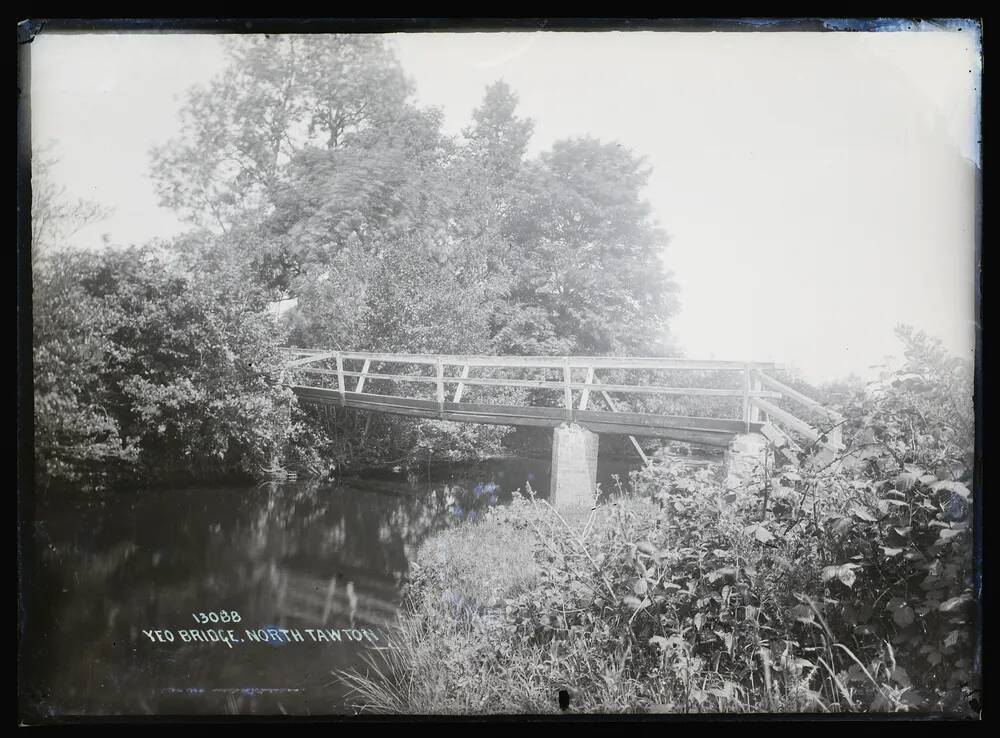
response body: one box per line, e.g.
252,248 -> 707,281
340,482 -> 744,714
338,448 -> 978,716
340,491 -> 622,714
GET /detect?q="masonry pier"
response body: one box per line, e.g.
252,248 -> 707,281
550,423 -> 600,509
723,432 -> 769,488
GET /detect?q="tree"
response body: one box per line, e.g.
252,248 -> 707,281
499,137 -> 680,355
448,81 -> 533,305
263,104 -> 454,299
463,80 -> 534,192
150,35 -> 413,233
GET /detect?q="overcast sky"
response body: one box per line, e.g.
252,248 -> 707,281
29,28 -> 981,384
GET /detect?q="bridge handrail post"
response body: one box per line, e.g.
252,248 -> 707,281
749,368 -> 763,424
742,363 -> 751,432
336,352 -> 346,407
356,358 -> 371,393
578,365 -> 595,410
436,358 -> 445,418
452,363 -> 470,403
563,357 -> 573,422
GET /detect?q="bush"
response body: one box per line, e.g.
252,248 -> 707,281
33,244 -> 291,488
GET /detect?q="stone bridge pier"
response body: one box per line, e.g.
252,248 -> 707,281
549,423 -> 600,509
723,432 -> 769,488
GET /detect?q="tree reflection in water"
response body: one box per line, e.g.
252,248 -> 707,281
22,457 -> 576,716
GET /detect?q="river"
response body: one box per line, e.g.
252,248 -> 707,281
22,455 -> 638,717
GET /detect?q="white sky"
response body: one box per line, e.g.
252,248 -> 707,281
30,29 -> 981,384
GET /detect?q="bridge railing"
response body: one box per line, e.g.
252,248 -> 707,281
749,369 -> 846,454
280,349 -> 843,453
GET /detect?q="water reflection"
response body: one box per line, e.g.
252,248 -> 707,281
23,456 -> 633,716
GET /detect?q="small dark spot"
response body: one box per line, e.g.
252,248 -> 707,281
558,689 -> 570,710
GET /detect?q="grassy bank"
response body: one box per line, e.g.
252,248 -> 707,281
339,489 -> 645,714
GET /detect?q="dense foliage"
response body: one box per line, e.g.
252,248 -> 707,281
33,243 -> 290,487
341,330 -> 978,715
151,37 -> 678,358
34,35 -> 683,486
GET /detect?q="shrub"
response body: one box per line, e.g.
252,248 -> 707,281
33,244 -> 290,488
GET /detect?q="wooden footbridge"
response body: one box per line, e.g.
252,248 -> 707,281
281,349 -> 843,505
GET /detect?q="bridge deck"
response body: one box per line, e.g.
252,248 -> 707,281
282,349 -> 842,452
291,386 -> 761,447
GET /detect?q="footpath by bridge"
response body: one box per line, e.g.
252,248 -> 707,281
281,350 -> 844,507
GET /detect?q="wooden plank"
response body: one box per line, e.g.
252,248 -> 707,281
444,401 -> 570,428
332,351 -> 778,371
749,370 -> 763,423
445,401 -> 568,420
436,358 -> 445,416
751,397 -> 837,449
566,357 -> 777,371
335,352 -> 345,407
280,347 -> 334,358
742,364 -> 752,430
757,372 -> 845,421
296,393 -> 568,420
281,347 -> 333,355
333,373 -> 555,390
355,358 -> 371,393
579,366 -> 595,410
563,358 -> 573,421
285,351 -> 337,368
343,393 -> 439,411
575,382 -> 778,398
575,409 -> 759,435
761,421 -> 803,453
297,391 -> 566,427
441,413 -> 560,429
428,375 -> 562,389
338,351 -> 440,366
578,422 -> 736,446
628,437 -> 651,465
294,390 -> 440,421
304,368 -> 437,383
452,364 -> 470,403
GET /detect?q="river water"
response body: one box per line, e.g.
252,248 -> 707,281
22,455 -> 638,717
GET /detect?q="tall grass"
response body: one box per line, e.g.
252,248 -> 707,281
338,515 -> 555,714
